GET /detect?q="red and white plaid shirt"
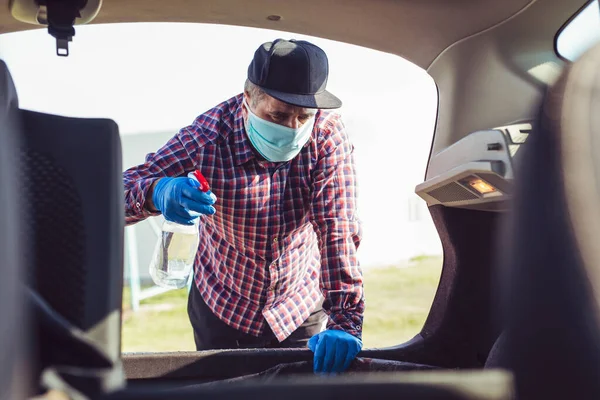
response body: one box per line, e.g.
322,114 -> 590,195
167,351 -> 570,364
123,94 -> 364,341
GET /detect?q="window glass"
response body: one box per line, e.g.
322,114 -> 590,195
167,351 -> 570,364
556,0 -> 600,61
0,23 -> 442,351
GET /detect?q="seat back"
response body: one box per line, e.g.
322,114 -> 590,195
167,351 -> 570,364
20,110 -> 125,363
0,60 -> 27,400
497,42 -> 600,399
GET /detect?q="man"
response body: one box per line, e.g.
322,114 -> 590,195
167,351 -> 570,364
123,39 -> 364,374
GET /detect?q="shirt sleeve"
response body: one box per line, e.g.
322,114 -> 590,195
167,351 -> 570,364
123,126 -> 200,226
310,115 -> 365,340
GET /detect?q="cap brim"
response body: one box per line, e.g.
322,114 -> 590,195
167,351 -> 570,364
261,87 -> 342,109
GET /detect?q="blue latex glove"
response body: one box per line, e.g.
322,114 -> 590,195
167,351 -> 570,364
152,177 -> 217,225
307,329 -> 363,374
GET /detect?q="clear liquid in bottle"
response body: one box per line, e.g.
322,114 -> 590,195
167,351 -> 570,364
149,219 -> 199,289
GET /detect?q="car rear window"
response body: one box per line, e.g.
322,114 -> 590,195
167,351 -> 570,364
0,22 -> 442,352
556,1 -> 600,61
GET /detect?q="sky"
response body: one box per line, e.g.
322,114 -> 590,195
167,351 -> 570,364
0,22 -> 443,266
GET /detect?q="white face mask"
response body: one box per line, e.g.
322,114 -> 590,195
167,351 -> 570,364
244,101 -> 316,162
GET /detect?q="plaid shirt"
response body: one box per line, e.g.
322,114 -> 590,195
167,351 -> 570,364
123,94 -> 364,341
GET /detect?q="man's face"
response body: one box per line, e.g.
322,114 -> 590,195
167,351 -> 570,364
243,91 -> 317,129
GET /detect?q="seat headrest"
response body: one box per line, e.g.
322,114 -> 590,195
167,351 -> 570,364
544,41 -> 600,303
498,41 -> 600,399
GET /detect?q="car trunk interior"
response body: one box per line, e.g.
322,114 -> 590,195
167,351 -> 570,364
0,0 -> 596,398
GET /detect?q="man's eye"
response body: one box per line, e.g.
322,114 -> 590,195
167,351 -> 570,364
270,114 -> 283,121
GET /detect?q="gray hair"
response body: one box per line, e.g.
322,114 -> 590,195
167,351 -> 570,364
244,79 -> 266,107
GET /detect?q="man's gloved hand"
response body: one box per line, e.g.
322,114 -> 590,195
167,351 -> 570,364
151,177 -> 217,225
307,329 -> 363,374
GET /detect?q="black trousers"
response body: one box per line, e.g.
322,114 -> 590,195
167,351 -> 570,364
187,283 -> 327,351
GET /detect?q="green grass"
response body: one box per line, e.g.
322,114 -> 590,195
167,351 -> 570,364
362,256 -> 442,348
121,256 -> 443,352
121,287 -> 196,352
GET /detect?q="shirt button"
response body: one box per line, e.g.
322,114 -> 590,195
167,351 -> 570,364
135,202 -> 141,209
273,237 -> 278,243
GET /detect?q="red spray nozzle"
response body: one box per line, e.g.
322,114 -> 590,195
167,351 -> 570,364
193,170 -> 210,192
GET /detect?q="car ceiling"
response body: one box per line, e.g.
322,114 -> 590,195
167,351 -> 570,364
0,0 -> 555,69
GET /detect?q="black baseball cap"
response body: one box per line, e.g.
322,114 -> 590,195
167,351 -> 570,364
247,39 -> 342,109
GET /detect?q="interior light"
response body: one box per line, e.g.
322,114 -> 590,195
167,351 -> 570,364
467,178 -> 497,194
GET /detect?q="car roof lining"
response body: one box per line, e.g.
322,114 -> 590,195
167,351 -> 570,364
425,0 -> 588,176
1,0 -> 539,69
